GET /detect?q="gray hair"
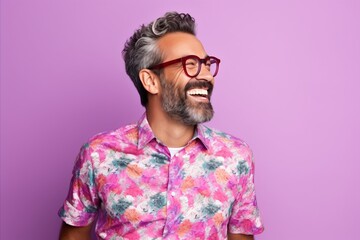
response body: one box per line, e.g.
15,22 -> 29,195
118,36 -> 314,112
122,12 -> 196,106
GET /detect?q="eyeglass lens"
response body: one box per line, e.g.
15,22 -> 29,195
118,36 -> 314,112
184,57 -> 218,77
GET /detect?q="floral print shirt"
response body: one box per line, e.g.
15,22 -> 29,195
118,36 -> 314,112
59,114 -> 264,239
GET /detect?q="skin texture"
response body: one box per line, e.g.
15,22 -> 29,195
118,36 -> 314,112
59,32 -> 254,239
228,233 -> 255,240
59,222 -> 92,240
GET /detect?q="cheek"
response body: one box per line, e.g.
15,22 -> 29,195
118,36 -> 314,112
172,79 -> 188,94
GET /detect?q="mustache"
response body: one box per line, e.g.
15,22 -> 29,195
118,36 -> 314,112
184,81 -> 214,96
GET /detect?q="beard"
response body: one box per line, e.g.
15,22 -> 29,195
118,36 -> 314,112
159,77 -> 214,126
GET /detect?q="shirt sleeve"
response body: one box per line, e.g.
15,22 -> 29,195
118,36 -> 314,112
228,151 -> 264,235
58,143 -> 99,226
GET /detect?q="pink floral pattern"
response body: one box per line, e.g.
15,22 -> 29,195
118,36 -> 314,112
59,114 -> 264,239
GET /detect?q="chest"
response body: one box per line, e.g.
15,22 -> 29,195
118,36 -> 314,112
94,150 -> 240,224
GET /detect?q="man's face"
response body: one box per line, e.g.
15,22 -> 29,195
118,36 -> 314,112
156,32 -> 215,125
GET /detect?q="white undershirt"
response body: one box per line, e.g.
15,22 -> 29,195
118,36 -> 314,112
168,147 -> 185,158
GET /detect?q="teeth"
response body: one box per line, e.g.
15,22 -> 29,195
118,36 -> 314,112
187,89 -> 208,96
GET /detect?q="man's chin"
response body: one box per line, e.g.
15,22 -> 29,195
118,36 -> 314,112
183,105 -> 214,125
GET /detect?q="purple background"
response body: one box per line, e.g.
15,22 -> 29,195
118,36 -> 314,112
1,0 -> 359,239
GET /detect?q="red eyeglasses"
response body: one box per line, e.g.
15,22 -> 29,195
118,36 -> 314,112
150,55 -> 221,77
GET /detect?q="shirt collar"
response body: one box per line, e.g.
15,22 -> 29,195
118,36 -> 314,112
137,112 -> 211,150
194,124 -> 211,150
137,113 -> 156,149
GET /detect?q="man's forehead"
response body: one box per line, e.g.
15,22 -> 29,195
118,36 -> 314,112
157,32 -> 207,60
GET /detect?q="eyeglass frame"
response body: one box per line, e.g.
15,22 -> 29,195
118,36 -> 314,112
149,55 -> 221,78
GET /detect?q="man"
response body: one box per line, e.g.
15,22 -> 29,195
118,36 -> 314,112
59,12 -> 264,240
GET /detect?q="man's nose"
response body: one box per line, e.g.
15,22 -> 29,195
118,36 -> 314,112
195,63 -> 214,82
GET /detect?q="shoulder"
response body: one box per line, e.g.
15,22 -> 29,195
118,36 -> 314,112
200,125 -> 253,161
201,125 -> 250,148
82,122 -> 139,155
72,123 -> 140,171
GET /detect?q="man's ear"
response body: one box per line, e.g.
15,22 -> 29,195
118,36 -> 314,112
139,69 -> 160,95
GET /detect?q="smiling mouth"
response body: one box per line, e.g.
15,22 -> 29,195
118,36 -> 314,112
187,88 -> 209,101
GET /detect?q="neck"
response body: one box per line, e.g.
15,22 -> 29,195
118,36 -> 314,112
146,107 -> 195,148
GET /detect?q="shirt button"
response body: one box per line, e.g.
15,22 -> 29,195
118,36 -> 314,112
171,191 -> 176,197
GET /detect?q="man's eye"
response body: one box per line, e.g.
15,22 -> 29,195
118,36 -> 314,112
186,61 -> 197,66
186,61 -> 198,68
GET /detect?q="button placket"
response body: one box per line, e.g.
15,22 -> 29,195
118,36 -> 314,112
162,154 -> 182,238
